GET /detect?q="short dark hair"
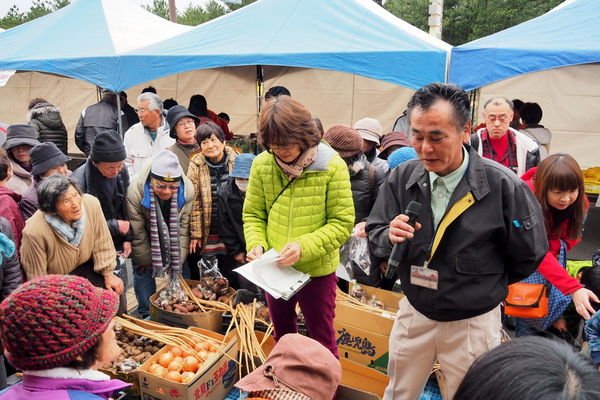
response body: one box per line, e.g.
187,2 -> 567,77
258,96 -> 320,153
63,333 -> 104,370
512,99 -> 524,112
188,94 -> 208,117
454,336 -> 600,400
195,121 -> 225,144
0,149 -> 10,181
37,174 -> 83,213
142,86 -> 157,94
163,98 -> 178,110
265,86 -> 291,100
217,112 -> 230,123
520,102 -> 543,125
407,83 -> 471,132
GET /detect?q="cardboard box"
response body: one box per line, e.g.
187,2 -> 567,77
340,358 -> 389,398
149,280 -> 232,331
138,328 -> 238,400
99,320 -> 170,399
102,368 -> 142,399
334,284 -> 403,373
335,321 -> 391,374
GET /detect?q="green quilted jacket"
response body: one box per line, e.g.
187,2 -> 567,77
243,142 -> 354,277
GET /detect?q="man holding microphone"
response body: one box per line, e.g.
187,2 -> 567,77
366,83 -> 547,399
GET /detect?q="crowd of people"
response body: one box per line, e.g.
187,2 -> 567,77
1,82 -> 600,399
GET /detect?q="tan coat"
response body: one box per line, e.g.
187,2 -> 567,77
126,157 -> 195,266
187,146 -> 237,253
21,194 -> 117,280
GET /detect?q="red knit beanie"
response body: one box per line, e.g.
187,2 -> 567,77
0,274 -> 119,371
323,125 -> 363,159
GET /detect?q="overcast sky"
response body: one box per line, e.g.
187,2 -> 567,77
0,0 -> 212,19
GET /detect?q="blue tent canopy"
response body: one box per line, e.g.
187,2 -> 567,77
449,0 -> 600,91
0,0 -> 191,91
122,0 -> 451,91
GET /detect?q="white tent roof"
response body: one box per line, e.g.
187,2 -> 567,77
122,0 -> 452,90
0,0 -> 192,90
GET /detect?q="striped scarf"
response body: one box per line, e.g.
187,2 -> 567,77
149,185 -> 181,278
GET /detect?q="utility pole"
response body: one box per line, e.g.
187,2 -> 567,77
168,0 -> 177,22
428,0 -> 443,39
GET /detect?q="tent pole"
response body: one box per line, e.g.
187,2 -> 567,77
255,65 -> 264,155
116,91 -> 123,138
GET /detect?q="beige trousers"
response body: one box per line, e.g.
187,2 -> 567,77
383,297 -> 502,400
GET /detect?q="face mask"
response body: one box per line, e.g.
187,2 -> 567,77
349,158 -> 365,175
235,179 -> 249,192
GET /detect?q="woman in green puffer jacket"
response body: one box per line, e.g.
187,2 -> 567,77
243,96 -> 354,357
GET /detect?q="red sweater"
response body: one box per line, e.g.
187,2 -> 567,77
521,168 -> 588,294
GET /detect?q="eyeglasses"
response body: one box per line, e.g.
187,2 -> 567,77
486,116 -> 509,123
270,144 -> 295,151
152,178 -> 180,191
176,120 -> 196,128
134,108 -> 151,115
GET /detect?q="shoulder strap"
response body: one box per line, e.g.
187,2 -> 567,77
368,163 -> 376,193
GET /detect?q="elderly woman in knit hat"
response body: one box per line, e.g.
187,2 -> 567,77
19,142 -> 71,221
323,125 -> 387,287
166,105 -> 200,173
20,175 -> 124,295
127,150 -> 195,318
243,96 -> 354,357
0,274 -> 129,399
2,124 -> 41,195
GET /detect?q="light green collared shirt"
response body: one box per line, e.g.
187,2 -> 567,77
429,146 -> 469,229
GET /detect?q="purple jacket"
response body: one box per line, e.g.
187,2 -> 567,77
0,374 -> 130,400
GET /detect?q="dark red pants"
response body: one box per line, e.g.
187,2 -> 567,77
266,273 -> 339,358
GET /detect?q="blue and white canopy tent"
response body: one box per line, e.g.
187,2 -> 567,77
0,0 -> 192,91
448,0 -> 600,168
122,0 -> 451,91
448,0 -> 600,91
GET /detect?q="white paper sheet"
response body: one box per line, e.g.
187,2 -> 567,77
234,249 -> 311,300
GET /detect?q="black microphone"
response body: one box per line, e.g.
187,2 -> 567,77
385,201 -> 422,279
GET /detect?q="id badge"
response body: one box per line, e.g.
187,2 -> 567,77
410,262 -> 438,290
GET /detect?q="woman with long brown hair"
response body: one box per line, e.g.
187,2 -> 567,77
517,153 -> 598,336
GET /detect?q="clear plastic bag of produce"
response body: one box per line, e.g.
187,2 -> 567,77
339,227 -> 371,278
192,256 -> 231,301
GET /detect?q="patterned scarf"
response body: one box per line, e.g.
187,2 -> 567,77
44,205 -> 86,246
149,185 -> 181,277
274,146 -> 318,181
